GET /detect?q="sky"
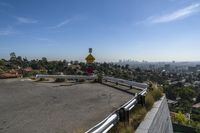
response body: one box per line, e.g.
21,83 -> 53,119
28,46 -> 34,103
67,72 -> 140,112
0,0 -> 200,62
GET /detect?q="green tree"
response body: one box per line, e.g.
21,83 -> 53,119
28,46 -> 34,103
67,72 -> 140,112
179,86 -> 196,102
196,94 -> 200,103
16,56 -> 23,66
42,57 -> 47,65
175,111 -> 189,125
10,52 -> 16,61
30,60 -> 39,69
22,57 -> 29,68
165,86 -> 179,100
125,64 -> 129,70
0,59 -> 4,66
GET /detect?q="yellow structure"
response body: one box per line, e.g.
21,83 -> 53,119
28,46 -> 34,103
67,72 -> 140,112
85,53 -> 95,64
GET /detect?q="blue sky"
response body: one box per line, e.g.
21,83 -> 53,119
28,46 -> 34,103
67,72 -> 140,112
0,0 -> 200,62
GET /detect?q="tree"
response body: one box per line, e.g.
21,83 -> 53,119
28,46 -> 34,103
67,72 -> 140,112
17,56 -> 22,61
135,67 -> 141,72
164,85 -> 179,100
56,61 -> 64,72
42,57 -> 47,63
175,111 -> 189,125
10,52 -> 16,61
179,86 -> 196,102
16,56 -> 23,66
125,64 -> 129,70
30,60 -> 39,69
22,57 -> 29,68
0,59 -> 4,66
196,94 -> 200,103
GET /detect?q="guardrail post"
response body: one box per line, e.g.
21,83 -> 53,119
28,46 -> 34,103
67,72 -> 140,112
119,108 -> 125,122
137,95 -> 145,106
119,108 -> 130,124
125,110 -> 130,122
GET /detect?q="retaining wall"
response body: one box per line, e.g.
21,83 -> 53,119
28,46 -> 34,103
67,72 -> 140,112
136,95 -> 173,133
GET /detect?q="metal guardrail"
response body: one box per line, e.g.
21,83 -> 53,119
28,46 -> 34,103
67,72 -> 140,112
36,74 -> 97,80
85,113 -> 119,133
35,74 -> 148,133
86,88 -> 148,133
103,76 -> 148,90
86,76 -> 148,133
36,75 -> 148,90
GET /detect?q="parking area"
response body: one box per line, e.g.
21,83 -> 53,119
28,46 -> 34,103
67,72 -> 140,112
0,79 -> 133,133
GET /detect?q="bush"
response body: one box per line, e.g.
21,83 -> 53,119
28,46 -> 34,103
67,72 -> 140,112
119,125 -> 134,133
130,106 -> 147,128
23,70 -> 39,77
191,114 -> 200,122
196,123 -> 200,133
30,77 -> 36,80
174,111 -> 189,125
109,123 -> 135,133
40,70 -> 47,74
55,78 -> 65,82
38,78 -> 49,81
150,88 -> 162,101
145,93 -> 155,111
78,79 -> 85,82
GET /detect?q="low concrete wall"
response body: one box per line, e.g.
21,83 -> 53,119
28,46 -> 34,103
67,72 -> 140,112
136,95 -> 173,133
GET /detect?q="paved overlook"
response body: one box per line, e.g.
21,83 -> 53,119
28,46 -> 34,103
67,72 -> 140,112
0,79 -> 133,133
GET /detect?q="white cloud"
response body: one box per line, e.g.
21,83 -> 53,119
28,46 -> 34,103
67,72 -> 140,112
15,16 -> 38,24
49,19 -> 71,29
147,3 -> 200,24
0,26 -> 16,36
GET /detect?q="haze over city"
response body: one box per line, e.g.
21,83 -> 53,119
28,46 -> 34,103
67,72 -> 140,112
0,0 -> 200,62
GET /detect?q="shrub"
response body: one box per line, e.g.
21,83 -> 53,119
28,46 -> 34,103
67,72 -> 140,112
150,88 -> 162,101
191,114 -> 200,121
145,93 -> 155,111
130,106 -> 147,128
30,77 -> 36,80
78,79 -> 85,82
111,123 -> 135,133
55,78 -> 65,82
196,123 -> 200,133
40,70 -> 47,74
119,125 -> 134,133
174,111 -> 189,125
148,83 -> 163,101
38,78 -> 49,81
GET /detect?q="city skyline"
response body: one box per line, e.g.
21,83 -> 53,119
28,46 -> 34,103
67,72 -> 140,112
0,0 -> 200,62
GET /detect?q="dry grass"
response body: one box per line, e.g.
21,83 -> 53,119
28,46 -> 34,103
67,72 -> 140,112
150,84 -> 163,101
130,106 -> 147,128
119,125 -> 135,133
109,122 -> 135,133
145,93 -> 155,111
55,78 -> 65,82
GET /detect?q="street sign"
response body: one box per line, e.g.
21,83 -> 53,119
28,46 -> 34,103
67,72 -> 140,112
89,48 -> 92,53
85,54 -> 95,64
